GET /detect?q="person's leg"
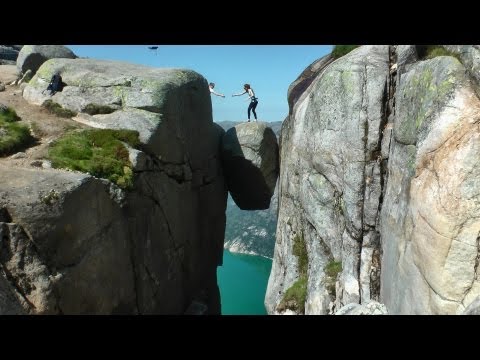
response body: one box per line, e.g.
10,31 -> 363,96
52,79 -> 60,95
247,102 -> 254,122
252,101 -> 258,120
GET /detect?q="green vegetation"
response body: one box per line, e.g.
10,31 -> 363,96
278,232 -> 309,314
325,260 -> 342,278
332,45 -> 359,59
0,107 -> 35,156
417,46 -> 462,62
293,233 -> 308,276
83,103 -> 116,115
334,196 -> 345,217
0,107 -> 20,122
324,260 -> 342,296
43,100 -> 77,118
277,275 -> 308,314
47,129 -> 140,189
397,56 -> 458,145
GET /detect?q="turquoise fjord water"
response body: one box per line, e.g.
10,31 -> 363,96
217,250 -> 273,315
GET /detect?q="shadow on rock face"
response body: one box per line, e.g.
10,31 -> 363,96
224,155 -> 272,210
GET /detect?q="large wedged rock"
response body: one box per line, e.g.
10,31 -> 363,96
221,122 -> 279,210
16,45 -> 76,75
217,121 -> 281,258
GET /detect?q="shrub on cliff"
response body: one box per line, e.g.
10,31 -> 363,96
332,45 -> 359,59
277,232 -> 308,314
417,46 -> 462,62
43,100 -> 77,118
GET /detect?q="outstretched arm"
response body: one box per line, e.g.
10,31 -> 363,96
210,89 -> 225,97
232,90 -> 247,97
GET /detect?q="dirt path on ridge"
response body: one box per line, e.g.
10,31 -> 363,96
0,65 -> 88,168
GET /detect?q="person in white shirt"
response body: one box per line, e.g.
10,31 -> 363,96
232,83 -> 258,122
209,82 -> 225,97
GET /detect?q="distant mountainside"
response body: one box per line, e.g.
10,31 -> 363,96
224,194 -> 277,258
217,120 -> 282,258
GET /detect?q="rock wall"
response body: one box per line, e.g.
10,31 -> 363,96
380,50 -> 480,314
1,59 -> 227,314
267,45 -> 480,315
266,46 -> 390,314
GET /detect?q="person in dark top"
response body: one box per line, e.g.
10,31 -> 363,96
43,72 -> 62,96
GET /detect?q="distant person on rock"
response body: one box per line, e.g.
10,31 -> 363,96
209,82 -> 225,98
232,83 -> 258,122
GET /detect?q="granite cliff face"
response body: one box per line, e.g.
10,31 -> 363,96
0,56 -> 279,314
1,59 -> 226,314
266,45 -> 480,315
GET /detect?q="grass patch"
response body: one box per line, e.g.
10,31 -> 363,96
417,46 -> 462,62
293,233 -> 308,276
47,129 -> 140,189
0,107 -> 35,156
63,123 -> 80,132
325,260 -> 342,278
0,107 -> 21,122
277,232 -> 309,314
324,260 -> 342,297
277,275 -> 307,314
43,100 -> 77,118
83,103 -> 116,115
332,45 -> 359,59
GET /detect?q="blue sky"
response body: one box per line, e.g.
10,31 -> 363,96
68,45 -> 333,122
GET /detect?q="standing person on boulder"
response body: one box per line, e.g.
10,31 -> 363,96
232,83 -> 258,122
209,82 -> 225,98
